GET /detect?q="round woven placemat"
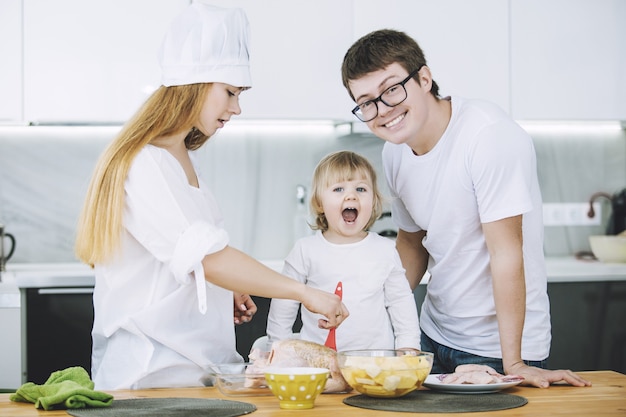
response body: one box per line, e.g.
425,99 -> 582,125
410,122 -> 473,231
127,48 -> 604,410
343,390 -> 528,413
66,398 -> 256,417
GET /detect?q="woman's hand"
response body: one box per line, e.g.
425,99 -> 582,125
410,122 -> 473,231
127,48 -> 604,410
300,286 -> 349,329
233,293 -> 257,325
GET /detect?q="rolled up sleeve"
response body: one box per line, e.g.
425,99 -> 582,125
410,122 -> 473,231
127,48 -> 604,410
123,146 -> 229,313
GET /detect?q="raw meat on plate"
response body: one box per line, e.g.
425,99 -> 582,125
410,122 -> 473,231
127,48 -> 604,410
438,364 -> 524,384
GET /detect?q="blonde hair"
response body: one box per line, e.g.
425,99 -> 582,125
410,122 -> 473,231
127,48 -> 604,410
75,83 -> 212,265
310,151 -> 383,232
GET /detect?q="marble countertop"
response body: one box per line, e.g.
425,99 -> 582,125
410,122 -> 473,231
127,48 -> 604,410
545,256 -> 626,282
3,262 -> 94,289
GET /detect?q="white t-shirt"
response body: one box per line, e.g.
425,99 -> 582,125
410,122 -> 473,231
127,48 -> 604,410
383,97 -> 551,360
91,145 -> 242,390
266,231 -> 421,350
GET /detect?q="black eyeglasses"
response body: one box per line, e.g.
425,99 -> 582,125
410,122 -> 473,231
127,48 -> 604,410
351,67 -> 422,122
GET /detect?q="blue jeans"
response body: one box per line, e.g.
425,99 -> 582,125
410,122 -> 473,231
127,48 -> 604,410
421,331 -> 547,374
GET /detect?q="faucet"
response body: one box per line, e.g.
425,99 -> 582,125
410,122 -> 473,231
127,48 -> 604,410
587,191 -> 612,219
587,190 -> 626,235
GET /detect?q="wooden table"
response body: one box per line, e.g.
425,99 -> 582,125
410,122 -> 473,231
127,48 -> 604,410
1,371 -> 624,416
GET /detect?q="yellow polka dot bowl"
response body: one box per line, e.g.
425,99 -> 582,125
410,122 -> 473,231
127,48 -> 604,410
337,349 -> 434,398
264,367 -> 330,409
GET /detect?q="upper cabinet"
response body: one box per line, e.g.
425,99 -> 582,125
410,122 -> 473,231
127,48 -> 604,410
354,0 -> 510,115
0,0 -> 23,122
2,0 -> 624,123
22,0 -> 188,124
208,0 -> 355,121
214,0 -> 509,120
510,0 -> 626,120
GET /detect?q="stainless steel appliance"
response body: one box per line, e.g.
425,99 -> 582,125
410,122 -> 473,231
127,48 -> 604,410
369,212 -> 398,239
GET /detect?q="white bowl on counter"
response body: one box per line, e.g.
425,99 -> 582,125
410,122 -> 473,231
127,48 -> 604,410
589,235 -> 626,263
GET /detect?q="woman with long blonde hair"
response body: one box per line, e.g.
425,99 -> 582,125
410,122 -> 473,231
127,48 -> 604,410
75,3 -> 347,390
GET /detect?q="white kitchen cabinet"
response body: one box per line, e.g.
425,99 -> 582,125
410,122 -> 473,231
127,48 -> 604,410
0,274 -> 22,390
510,0 -> 626,120
204,0 -> 356,121
0,307 -> 22,389
0,0 -> 23,122
10,1 -> 625,123
23,0 -> 188,123
354,0 -> 511,114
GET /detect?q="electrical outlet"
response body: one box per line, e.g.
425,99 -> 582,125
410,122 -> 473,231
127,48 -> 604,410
543,203 -> 602,226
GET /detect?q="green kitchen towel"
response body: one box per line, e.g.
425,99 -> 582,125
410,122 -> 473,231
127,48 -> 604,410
10,366 -> 114,410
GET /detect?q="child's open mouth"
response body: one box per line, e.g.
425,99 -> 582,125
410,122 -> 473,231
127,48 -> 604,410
342,208 -> 358,224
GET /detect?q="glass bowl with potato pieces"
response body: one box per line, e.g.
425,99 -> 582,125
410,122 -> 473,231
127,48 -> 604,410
337,349 -> 434,398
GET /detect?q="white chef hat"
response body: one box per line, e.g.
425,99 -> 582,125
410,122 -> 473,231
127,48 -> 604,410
158,2 -> 251,88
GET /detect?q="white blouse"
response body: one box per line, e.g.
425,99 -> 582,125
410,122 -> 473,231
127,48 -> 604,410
266,231 -> 421,351
91,145 -> 242,390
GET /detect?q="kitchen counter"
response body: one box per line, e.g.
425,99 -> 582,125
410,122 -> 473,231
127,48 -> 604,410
0,371 -> 624,417
545,256 -> 626,283
6,257 -> 626,289
7,263 -> 94,288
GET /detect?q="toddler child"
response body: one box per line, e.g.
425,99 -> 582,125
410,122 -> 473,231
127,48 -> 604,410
266,150 -> 420,351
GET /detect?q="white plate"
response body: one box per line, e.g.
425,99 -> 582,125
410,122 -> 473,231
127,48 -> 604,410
423,374 -> 524,394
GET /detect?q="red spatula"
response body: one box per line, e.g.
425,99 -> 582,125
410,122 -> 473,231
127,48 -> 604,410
324,281 -> 343,351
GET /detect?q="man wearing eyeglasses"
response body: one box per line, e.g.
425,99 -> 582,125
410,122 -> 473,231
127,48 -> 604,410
341,29 -> 591,390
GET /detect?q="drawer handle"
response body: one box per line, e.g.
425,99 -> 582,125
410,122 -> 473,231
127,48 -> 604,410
37,288 -> 94,295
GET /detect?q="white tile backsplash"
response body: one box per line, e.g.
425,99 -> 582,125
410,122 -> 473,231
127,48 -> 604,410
0,126 -> 115,263
0,123 -> 625,264
531,125 -> 626,255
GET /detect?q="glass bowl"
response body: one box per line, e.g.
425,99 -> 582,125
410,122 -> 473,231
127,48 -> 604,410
203,362 -> 271,396
337,349 -> 434,398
